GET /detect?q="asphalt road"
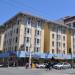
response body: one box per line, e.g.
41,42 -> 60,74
0,67 -> 75,75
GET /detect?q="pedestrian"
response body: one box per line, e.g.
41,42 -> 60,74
25,63 -> 29,69
45,62 -> 52,70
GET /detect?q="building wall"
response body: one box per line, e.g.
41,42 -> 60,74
40,26 -> 44,53
64,19 -> 75,29
22,18 -> 44,53
1,13 -> 75,56
44,23 -> 50,53
44,23 -> 67,54
49,24 -> 57,54
64,19 -> 75,54
18,24 -> 25,50
71,30 -> 75,54
0,33 -> 4,51
3,24 -> 20,51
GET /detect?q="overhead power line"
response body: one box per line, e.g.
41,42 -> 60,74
1,0 -> 50,20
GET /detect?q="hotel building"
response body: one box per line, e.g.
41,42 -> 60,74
0,12 -> 75,60
3,13 -> 44,53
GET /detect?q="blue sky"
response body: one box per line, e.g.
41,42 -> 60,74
0,0 -> 75,25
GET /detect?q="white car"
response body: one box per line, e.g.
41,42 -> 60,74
0,64 -> 3,67
36,64 -> 45,68
53,62 -> 71,69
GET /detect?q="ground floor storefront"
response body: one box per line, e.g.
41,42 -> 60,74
0,51 -> 75,67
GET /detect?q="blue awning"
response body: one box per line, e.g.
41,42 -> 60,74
0,50 -> 75,59
32,52 -> 53,59
0,53 -> 9,58
16,51 -> 29,57
7,51 -> 16,56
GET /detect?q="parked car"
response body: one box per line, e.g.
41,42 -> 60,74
0,64 -> 4,67
53,62 -> 71,69
36,63 -> 45,68
0,64 -> 8,67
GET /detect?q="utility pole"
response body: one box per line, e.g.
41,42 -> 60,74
28,34 -> 32,68
29,47 -> 31,68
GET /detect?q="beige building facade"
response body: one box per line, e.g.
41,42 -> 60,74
3,13 -> 44,53
0,26 -> 5,51
64,17 -> 75,54
44,22 -> 67,54
0,12 -> 75,56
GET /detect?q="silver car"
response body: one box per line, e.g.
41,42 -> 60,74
53,62 -> 71,69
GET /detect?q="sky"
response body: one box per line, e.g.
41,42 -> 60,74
0,0 -> 75,25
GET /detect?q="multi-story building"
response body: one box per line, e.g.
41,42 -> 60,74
64,17 -> 75,54
0,12 -> 75,60
56,16 -> 75,55
44,22 -> 67,55
0,26 -> 5,52
3,12 -> 44,53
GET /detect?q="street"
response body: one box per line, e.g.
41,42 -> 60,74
0,67 -> 75,75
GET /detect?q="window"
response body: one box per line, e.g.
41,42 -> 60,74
57,26 -> 61,32
36,48 -> 39,52
66,23 -> 71,27
17,19 -> 22,25
35,30 -> 41,36
25,28 -> 31,34
52,34 -> 54,39
10,30 -> 12,36
37,21 -> 41,28
34,47 -> 40,52
73,22 -> 75,28
27,28 -> 30,33
63,36 -> 65,41
26,37 -> 30,43
16,28 -> 18,34
52,49 -> 54,54
17,20 -> 20,25
57,42 -> 61,47
57,34 -> 61,40
52,41 -> 54,47
63,43 -> 65,48
35,38 -> 40,45
37,39 -> 40,44
52,26 -> 55,31
15,46 -> 17,51
27,19 -> 31,25
63,50 -> 65,54
35,38 -> 36,44
26,46 -> 28,52
37,30 -> 40,35
15,37 -> 18,43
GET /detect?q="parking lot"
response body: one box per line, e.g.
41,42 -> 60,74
0,67 -> 75,75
